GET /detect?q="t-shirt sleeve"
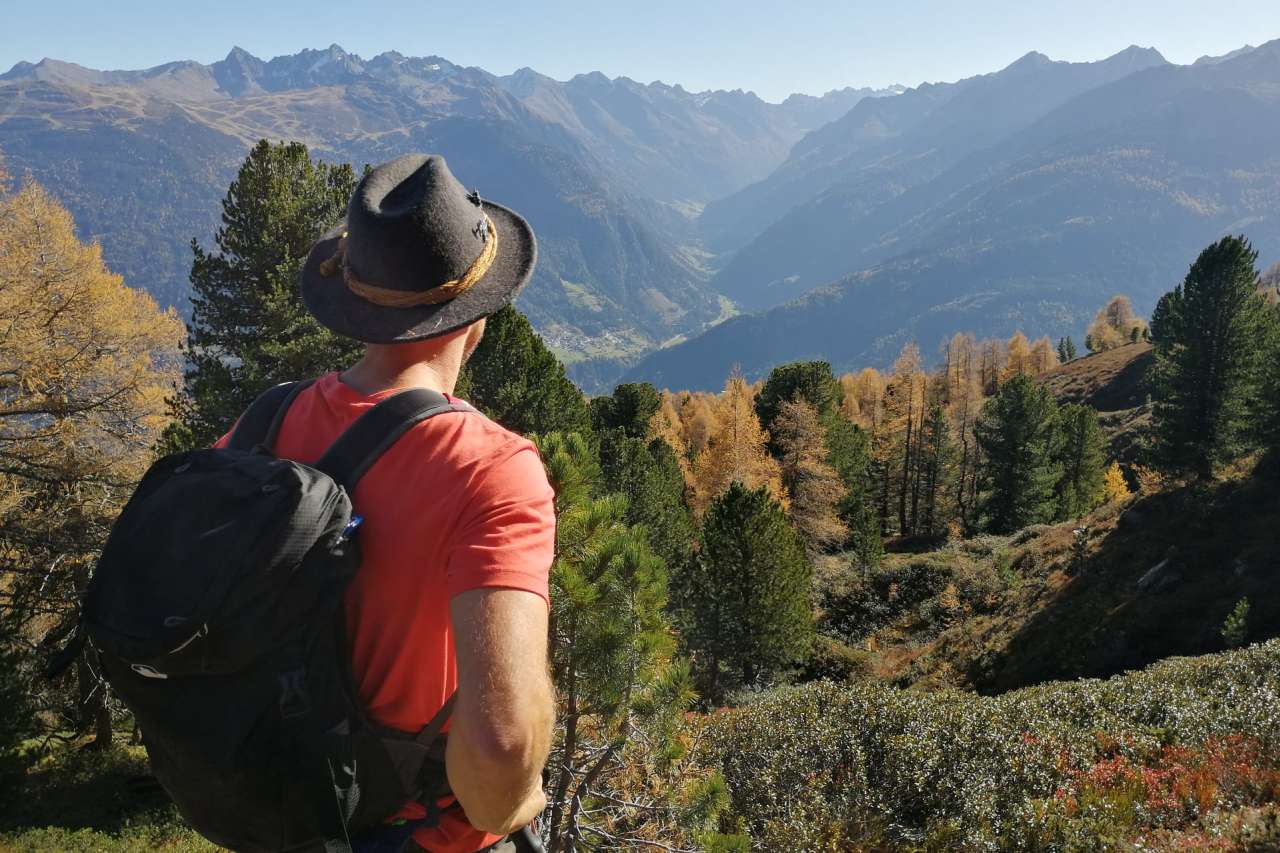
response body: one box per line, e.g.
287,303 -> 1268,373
446,440 -> 555,603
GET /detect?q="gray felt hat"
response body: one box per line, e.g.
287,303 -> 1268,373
300,154 -> 536,343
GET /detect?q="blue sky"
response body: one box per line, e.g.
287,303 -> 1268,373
3,0 -> 1278,101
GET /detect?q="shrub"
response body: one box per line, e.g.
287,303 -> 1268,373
701,641 -> 1280,849
820,553 -> 1004,644
801,636 -> 874,683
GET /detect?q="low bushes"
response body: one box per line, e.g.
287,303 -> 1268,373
702,641 -> 1280,850
820,552 -> 1007,646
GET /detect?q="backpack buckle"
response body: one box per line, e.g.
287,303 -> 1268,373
279,668 -> 312,719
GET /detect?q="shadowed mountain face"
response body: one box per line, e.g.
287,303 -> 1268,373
625,41 -> 1280,391
0,46 -> 875,378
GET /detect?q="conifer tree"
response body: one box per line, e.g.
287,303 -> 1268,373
1054,403 -> 1106,520
978,337 -> 1008,394
823,413 -> 883,568
1150,236 -> 1270,477
754,360 -> 841,435
599,430 -> 696,569
168,140 -> 360,449
675,391 -> 720,460
944,334 -> 984,534
0,177 -> 182,748
591,382 -> 661,438
882,343 -> 926,535
1102,461 -> 1133,503
1065,336 -> 1078,361
1258,304 -> 1280,453
678,483 -> 812,702
691,372 -> 785,514
1087,295 -> 1148,351
847,367 -> 886,431
772,399 -> 848,555
1030,336 -> 1059,375
538,434 -> 719,850
1005,331 -> 1034,379
650,392 -> 692,481
974,375 -> 1062,533
917,399 -> 954,537
459,305 -> 592,436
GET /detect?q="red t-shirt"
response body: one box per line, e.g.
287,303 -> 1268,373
218,373 -> 555,852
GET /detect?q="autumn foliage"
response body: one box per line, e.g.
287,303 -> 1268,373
0,175 -> 182,747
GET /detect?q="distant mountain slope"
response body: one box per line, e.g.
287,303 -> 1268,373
0,46 -> 868,381
701,46 -> 1170,310
626,41 -> 1280,391
497,67 -> 894,204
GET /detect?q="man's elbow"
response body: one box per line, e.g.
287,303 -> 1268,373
448,703 -> 554,833
466,717 -> 547,777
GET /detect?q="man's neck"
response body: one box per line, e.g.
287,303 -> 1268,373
339,346 -> 461,397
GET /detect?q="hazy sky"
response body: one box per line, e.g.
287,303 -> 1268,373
4,0 -> 1278,101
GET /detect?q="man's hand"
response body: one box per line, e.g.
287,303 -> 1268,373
447,588 -> 554,836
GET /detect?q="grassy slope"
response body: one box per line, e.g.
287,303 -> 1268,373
1039,342 -> 1155,464
0,743 -> 214,852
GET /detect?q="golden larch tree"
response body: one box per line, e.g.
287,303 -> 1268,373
1087,295 -> 1148,351
978,337 -> 1008,395
675,391 -> 720,460
1005,331 -> 1034,380
943,333 -> 985,532
649,391 -> 691,482
0,178 -> 183,746
690,371 -> 785,515
1102,461 -> 1133,503
880,343 -> 926,535
772,398 -> 848,555
1029,336 -> 1059,375
848,367 -> 886,431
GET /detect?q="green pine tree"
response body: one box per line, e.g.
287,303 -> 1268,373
537,433 -> 718,850
823,413 -> 883,568
755,360 -> 841,435
1057,338 -> 1070,363
1255,301 -> 1280,453
165,140 -> 360,450
678,483 -> 813,703
590,382 -> 662,438
1221,597 -> 1250,649
1066,337 -> 1078,361
599,431 -> 696,569
1054,403 -> 1106,520
1150,236 -> 1271,478
458,305 -> 591,436
917,399 -> 954,538
974,375 -> 1062,533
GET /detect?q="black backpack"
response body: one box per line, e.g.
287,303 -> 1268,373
76,380 -> 474,853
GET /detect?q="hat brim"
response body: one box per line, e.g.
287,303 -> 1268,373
300,200 -> 537,344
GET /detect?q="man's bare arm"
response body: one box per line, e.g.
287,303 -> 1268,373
447,588 -> 555,836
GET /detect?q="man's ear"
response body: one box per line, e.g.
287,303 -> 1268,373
463,317 -> 487,363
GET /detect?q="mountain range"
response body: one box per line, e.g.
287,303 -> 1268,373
0,45 -> 889,385
2,40 -> 1277,392
623,40 -> 1280,389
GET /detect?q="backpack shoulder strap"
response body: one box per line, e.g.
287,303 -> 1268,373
226,380 -> 316,452
315,388 -> 473,491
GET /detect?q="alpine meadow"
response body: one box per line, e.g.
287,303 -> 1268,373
3,8 -> 1280,853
